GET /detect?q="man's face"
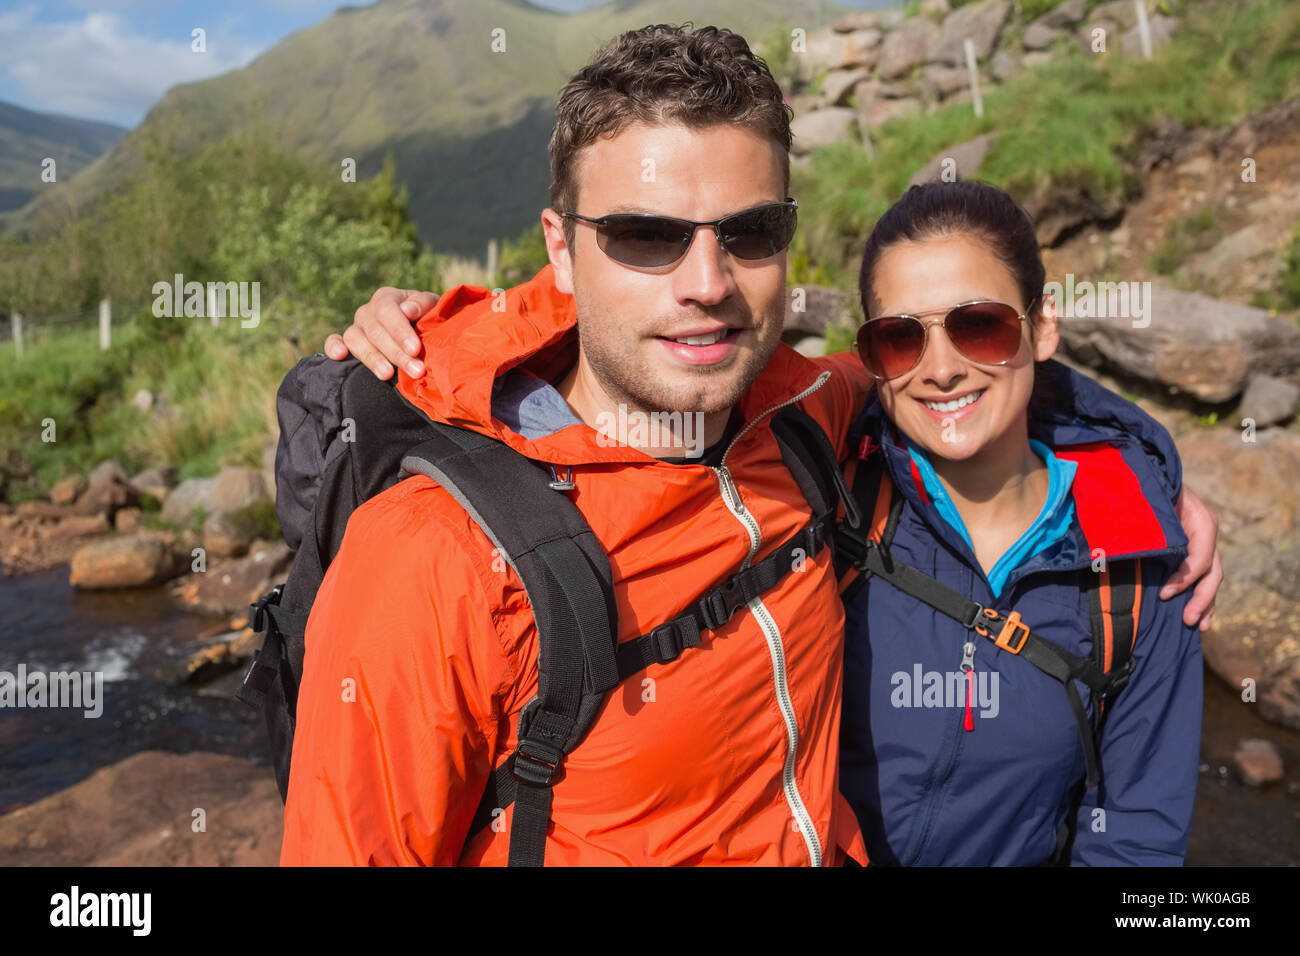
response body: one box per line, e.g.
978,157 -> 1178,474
545,122 -> 788,417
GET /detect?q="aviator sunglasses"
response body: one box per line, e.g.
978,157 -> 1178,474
855,298 -> 1037,381
561,199 -> 798,268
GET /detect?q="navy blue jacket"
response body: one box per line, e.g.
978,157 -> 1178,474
840,360 -> 1203,866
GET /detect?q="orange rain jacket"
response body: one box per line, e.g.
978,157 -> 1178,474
280,265 -> 872,865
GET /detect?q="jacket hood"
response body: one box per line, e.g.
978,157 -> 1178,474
855,358 -> 1188,563
396,264 -> 834,467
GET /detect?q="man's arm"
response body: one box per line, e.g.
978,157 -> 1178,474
280,477 -> 515,866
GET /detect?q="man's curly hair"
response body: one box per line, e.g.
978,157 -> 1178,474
549,24 -> 793,243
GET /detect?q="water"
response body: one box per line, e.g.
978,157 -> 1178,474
0,566 -> 1295,863
0,566 -> 269,815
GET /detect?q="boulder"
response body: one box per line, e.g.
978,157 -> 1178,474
1056,283 -> 1300,403
72,478 -> 136,519
1089,0 -> 1139,30
1232,739 -> 1284,787
129,465 -> 178,501
909,134 -> 996,186
180,540 -> 294,617
1036,0 -> 1087,29
161,476 -> 217,526
831,11 -> 882,33
790,107 -> 857,155
0,751 -> 281,866
1023,21 -> 1066,50
920,64 -> 973,101
990,49 -> 1020,82
927,0 -> 1012,66
1239,375 -> 1300,428
69,534 -> 180,589
1120,13 -> 1178,57
15,500 -> 70,520
211,467 -> 270,514
55,513 -> 111,539
49,475 -> 86,507
821,67 -> 872,107
203,509 -> 257,558
784,284 -> 855,336
858,95 -> 922,129
87,459 -> 128,488
877,14 -> 939,79
114,507 -> 142,534
130,388 -> 154,413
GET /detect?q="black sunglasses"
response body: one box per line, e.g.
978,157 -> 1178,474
561,199 -> 798,268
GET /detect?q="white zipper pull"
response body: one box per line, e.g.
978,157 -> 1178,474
715,464 -> 745,514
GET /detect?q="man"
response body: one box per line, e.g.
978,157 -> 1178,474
283,24 -> 1220,866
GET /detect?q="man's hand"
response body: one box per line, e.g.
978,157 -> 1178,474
324,286 -> 440,379
1162,484 -> 1222,632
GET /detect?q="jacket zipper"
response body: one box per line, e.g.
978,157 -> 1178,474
713,371 -> 831,867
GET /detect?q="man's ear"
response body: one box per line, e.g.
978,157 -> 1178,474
1032,293 -> 1060,362
541,208 -> 574,295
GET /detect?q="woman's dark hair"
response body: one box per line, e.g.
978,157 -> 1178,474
858,180 -> 1046,330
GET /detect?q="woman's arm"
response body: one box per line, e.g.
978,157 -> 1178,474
1070,559 -> 1203,866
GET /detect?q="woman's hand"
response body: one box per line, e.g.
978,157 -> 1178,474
1162,484 -> 1222,632
324,286 -> 440,379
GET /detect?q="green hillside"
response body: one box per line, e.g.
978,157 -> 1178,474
0,101 -> 125,220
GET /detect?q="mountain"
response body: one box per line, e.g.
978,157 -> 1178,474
10,0 -> 850,256
0,101 -> 125,220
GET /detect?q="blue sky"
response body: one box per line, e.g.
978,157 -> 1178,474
0,0 -> 889,129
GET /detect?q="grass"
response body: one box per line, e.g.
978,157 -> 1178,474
790,0 -> 1300,286
1149,207 -> 1218,275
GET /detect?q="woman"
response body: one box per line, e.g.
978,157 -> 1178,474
839,180 -> 1202,865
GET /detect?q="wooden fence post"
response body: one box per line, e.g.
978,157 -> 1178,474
11,312 -> 22,359
964,38 -> 984,118
99,299 -> 111,350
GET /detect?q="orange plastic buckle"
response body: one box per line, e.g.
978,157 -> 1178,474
993,611 -> 1030,655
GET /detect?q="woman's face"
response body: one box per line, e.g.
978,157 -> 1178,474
871,233 -> 1059,462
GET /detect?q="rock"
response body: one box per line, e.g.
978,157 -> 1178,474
920,0 -> 950,15
204,509 -> 257,558
909,134 -> 996,186
114,507 -> 142,534
169,627 -> 261,684
49,476 -> 86,506
69,534 -> 180,589
71,478 -> 136,519
1020,181 -> 1125,246
87,459 -> 128,488
928,0 -> 1012,66
55,513 -> 111,539
1037,0 -> 1087,29
212,467 -> 270,514
1056,283 -> 1300,403
821,67 -> 872,107
130,388 -> 154,413
1239,375 -> 1300,428
784,284 -> 855,336
1232,739 -> 1284,787
790,107 -> 858,155
1023,49 -> 1057,69
831,11 -> 881,33
0,751 -> 282,865
920,64 -> 973,102
1089,0 -> 1139,30
990,49 -> 1020,82
1121,13 -> 1177,57
791,336 -> 827,358
161,476 -> 218,526
877,14 -> 939,79
181,541 -> 293,617
15,500 -> 71,520
129,465 -> 177,501
858,95 -> 922,129
1023,21 -> 1066,50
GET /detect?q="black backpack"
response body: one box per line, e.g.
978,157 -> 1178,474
237,355 -> 861,866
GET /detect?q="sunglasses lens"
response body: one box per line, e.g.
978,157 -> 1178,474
597,216 -> 692,267
720,204 -> 797,260
858,316 -> 925,379
947,302 -> 1024,364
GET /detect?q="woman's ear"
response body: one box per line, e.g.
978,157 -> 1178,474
1031,292 -> 1060,362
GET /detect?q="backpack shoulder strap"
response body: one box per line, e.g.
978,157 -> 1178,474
1084,561 -> 1143,752
401,424 -> 621,868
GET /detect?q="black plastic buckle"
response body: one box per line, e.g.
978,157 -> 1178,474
513,739 -> 565,787
699,571 -> 753,631
1104,655 -> 1137,695
649,621 -> 686,665
248,584 -> 284,633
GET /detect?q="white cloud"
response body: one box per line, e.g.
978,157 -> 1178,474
0,5 -> 264,126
